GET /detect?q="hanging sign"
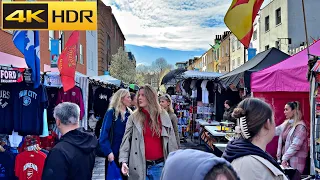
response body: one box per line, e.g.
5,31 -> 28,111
0,65 -> 25,83
50,39 -> 60,68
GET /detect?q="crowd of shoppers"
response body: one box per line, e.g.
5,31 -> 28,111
40,84 -> 308,180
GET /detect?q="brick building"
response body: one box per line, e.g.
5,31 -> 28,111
0,0 -> 88,75
98,0 -> 126,75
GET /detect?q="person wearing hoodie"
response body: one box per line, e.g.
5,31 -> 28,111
42,102 -> 98,180
223,98 -> 288,180
161,149 -> 239,180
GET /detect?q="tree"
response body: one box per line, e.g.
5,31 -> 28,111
109,47 -> 136,83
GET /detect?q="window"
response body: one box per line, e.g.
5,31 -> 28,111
221,47 -> 224,57
237,57 -> 240,65
265,16 -> 270,32
114,24 -> 117,41
106,34 -> 111,49
237,40 -> 241,49
216,49 -> 219,59
232,59 -> 235,70
265,45 -> 270,50
79,44 -> 83,64
232,38 -> 235,51
49,30 -> 54,50
275,40 -> 280,49
276,8 -> 281,25
253,30 -> 257,40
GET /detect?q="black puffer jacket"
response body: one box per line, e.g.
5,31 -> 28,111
42,128 -> 98,180
222,107 -> 236,123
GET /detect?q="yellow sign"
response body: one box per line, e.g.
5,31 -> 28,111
2,2 -> 97,30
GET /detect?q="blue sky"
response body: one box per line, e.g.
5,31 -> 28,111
102,0 -> 271,66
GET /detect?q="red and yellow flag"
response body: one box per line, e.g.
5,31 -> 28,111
224,0 -> 264,48
58,31 -> 79,92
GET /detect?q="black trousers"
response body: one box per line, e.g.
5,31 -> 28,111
105,156 -> 127,180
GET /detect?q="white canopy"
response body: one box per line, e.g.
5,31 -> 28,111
182,70 -> 223,79
89,75 -> 121,86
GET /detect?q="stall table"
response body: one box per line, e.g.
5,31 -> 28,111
196,119 -> 219,144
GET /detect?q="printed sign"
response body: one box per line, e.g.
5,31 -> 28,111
50,39 -> 60,68
0,66 -> 24,83
2,2 -> 97,30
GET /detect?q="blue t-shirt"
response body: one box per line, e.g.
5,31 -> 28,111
0,84 -> 14,134
0,151 -> 15,180
13,84 -> 48,136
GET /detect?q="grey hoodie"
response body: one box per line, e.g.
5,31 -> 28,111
161,149 -> 238,180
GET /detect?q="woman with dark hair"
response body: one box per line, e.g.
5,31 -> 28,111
222,100 -> 236,123
119,85 -> 178,180
129,92 -> 137,111
276,101 -> 307,173
223,98 -> 287,180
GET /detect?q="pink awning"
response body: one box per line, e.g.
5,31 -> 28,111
0,52 -> 27,68
251,40 -> 320,92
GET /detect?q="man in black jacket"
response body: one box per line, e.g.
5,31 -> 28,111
42,102 -> 98,180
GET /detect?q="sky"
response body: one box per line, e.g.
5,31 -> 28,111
102,0 -> 271,66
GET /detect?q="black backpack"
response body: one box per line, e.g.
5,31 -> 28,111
95,109 -> 116,157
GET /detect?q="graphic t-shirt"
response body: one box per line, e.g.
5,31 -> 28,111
93,87 -> 113,117
0,151 -> 15,180
15,151 -> 46,180
13,84 -> 48,136
0,84 -> 14,134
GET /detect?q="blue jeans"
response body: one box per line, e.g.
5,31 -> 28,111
146,162 -> 164,180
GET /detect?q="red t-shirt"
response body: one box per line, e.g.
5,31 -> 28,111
142,109 -> 163,160
15,151 -> 46,180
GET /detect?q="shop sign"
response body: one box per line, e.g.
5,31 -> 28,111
0,66 -> 25,83
43,74 -> 62,87
50,39 -> 60,68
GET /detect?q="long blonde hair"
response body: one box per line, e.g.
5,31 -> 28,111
109,89 -> 130,120
286,101 -> 302,126
159,94 -> 174,114
136,85 -> 162,136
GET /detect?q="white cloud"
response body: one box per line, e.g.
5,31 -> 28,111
102,0 -> 264,51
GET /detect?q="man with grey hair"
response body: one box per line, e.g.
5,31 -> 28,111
42,102 -> 98,180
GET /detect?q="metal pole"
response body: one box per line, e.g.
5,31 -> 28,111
302,0 -> 310,56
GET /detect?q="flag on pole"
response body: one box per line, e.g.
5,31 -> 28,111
12,30 -> 41,88
224,0 -> 264,48
58,31 -> 80,92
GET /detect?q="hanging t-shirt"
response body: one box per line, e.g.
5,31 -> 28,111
45,87 -> 59,124
56,86 -> 85,120
13,84 -> 48,136
93,87 -> 113,117
0,150 -> 15,180
15,151 -> 46,180
0,84 -> 14,134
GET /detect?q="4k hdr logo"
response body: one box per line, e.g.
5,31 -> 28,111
1,2 -> 97,30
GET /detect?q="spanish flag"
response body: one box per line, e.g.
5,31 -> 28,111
224,0 -> 264,48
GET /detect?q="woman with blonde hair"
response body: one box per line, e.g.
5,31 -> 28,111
276,101 -> 308,173
99,89 -> 132,179
159,94 -> 180,147
119,85 -> 178,180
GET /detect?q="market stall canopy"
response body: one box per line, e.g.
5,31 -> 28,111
251,41 -> 320,92
219,48 -> 289,90
161,68 -> 187,85
0,52 -> 27,68
182,70 -> 222,79
89,75 -> 121,87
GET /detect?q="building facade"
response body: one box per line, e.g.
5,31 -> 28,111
251,13 -> 260,53
260,0 -> 320,53
86,30 -> 99,76
218,31 -> 231,73
98,1 -> 126,75
230,33 -> 245,71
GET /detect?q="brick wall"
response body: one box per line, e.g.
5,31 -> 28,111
0,0 -> 87,75
97,1 -> 125,75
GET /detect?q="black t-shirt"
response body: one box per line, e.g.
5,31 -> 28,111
0,150 -> 15,179
13,84 -> 48,136
46,87 -> 59,124
206,81 -> 215,104
93,87 -> 113,117
0,84 -> 14,134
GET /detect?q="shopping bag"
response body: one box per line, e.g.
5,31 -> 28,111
107,161 -> 122,180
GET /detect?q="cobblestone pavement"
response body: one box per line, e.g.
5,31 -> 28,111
92,157 -> 105,180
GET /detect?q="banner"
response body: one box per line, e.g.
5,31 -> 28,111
0,65 -> 27,83
50,39 -> 60,68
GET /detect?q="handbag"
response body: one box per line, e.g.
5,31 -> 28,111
107,161 -> 122,180
96,109 -> 116,157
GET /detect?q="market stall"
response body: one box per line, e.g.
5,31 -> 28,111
251,41 -> 320,160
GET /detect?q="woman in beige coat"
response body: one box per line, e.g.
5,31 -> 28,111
119,85 -> 178,180
159,94 -> 180,147
223,98 -> 288,180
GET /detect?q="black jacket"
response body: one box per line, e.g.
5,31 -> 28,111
42,128 -> 98,180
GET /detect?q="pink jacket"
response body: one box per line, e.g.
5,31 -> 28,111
276,121 -> 308,173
